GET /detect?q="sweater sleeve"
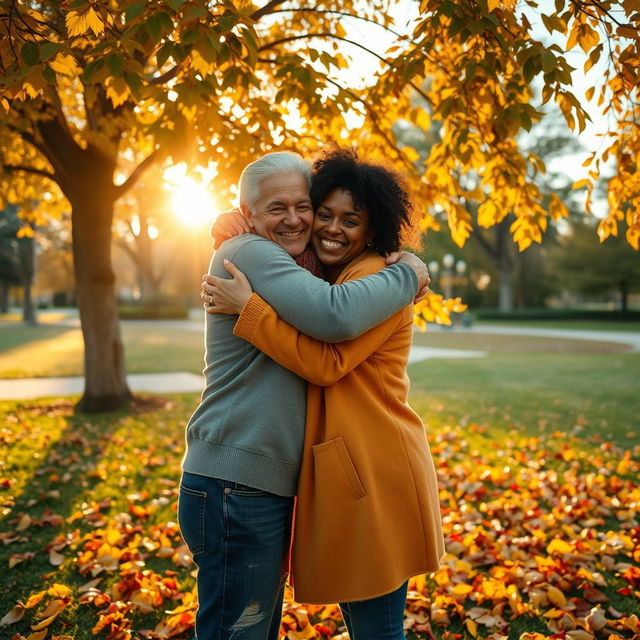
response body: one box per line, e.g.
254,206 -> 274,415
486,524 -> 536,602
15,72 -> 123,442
225,237 -> 418,343
234,294 -> 409,386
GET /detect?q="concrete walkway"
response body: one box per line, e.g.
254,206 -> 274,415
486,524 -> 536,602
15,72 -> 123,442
0,346 -> 487,400
455,324 -> 640,351
0,372 -> 206,400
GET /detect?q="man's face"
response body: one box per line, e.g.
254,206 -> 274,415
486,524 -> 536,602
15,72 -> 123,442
242,172 -> 313,258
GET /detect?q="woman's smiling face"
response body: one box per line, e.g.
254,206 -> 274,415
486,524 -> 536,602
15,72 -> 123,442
311,188 -> 373,280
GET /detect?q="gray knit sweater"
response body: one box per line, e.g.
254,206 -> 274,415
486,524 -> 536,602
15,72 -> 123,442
182,235 -> 418,496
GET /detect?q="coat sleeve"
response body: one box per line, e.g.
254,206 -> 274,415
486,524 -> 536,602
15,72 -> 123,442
234,293 -> 410,386
223,237 -> 418,343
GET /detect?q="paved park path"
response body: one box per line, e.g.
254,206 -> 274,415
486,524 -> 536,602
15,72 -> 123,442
1,320 -> 638,400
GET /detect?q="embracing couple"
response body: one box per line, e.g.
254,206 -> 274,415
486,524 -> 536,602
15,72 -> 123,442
177,147 -> 446,640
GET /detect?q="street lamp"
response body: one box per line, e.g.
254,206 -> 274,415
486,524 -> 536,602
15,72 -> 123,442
442,253 -> 455,298
439,255 -> 467,299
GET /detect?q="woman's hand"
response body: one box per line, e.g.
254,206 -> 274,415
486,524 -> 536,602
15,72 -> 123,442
201,260 -> 254,315
386,251 -> 431,304
210,210 -> 252,249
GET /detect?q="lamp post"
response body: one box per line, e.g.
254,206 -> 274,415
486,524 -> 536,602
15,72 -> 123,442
428,260 -> 439,290
437,254 -> 467,299
442,253 -> 455,298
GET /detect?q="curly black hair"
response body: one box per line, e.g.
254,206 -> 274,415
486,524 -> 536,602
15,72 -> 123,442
309,146 -> 415,256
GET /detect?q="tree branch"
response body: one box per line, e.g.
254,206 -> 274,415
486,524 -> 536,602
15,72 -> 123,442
259,33 -> 433,105
149,65 -> 180,86
578,0 -> 636,29
115,149 -> 165,197
2,164 -> 56,180
265,9 -> 405,39
250,0 -> 289,21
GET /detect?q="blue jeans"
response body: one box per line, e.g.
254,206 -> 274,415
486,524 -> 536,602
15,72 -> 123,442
178,471 -> 294,640
340,580 -> 409,640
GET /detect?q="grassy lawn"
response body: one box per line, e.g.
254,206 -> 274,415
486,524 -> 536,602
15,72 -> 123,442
0,318 -> 636,378
474,318 -> 640,332
408,352 -> 640,448
0,346 -> 638,639
0,322 -> 207,378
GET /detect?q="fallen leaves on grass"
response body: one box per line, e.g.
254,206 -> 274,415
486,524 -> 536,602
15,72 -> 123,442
0,402 -> 638,640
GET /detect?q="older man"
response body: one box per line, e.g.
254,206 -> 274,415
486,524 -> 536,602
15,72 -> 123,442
178,152 -> 428,640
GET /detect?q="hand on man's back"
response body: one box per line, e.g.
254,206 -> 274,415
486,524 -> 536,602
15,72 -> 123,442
386,251 -> 430,303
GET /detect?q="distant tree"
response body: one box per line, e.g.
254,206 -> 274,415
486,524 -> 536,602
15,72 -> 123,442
113,165 -> 172,302
36,214 -> 75,304
552,218 -> 640,314
0,206 -> 36,324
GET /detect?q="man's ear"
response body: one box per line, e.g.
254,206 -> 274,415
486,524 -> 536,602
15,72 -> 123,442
239,202 -> 255,229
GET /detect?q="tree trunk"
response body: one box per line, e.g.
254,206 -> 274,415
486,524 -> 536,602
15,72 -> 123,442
0,281 -> 9,313
71,195 -> 131,412
497,261 -> 514,312
21,234 -> 37,325
620,281 -> 628,315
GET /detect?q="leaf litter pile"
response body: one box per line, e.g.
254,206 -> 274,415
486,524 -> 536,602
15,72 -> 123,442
0,397 -> 638,640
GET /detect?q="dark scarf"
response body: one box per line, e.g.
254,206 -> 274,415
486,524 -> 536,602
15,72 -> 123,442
295,246 -> 324,278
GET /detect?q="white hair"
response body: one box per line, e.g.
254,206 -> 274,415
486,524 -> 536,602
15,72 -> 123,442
238,151 -> 311,211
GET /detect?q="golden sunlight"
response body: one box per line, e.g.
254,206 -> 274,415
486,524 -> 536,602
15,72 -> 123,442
164,163 -> 220,227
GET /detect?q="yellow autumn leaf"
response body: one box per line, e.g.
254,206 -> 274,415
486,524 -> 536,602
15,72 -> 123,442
547,585 -> 567,608
465,618 -> 478,637
478,199 -> 498,227
617,451 -> 631,474
85,7 -> 105,36
50,54 -> 79,76
47,584 -> 71,598
65,10 -> 89,37
547,538 -> 573,555
452,583 -> 473,595
415,109 -> 431,130
577,24 -> 599,53
402,146 -> 420,163
23,592 -> 46,609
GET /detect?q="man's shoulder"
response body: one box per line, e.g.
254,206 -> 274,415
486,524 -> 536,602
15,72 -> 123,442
215,234 -> 289,263
217,234 -> 269,255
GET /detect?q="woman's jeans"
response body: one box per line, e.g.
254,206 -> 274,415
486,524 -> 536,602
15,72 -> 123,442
340,580 -> 409,640
178,471 -> 294,640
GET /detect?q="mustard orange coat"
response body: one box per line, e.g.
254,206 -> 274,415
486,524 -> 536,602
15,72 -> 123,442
234,252 -> 446,604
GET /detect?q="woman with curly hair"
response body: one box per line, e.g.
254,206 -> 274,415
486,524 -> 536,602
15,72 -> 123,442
204,147 -> 445,639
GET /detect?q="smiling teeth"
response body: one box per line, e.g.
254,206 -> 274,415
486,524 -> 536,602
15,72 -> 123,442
321,239 -> 343,249
279,231 -> 303,237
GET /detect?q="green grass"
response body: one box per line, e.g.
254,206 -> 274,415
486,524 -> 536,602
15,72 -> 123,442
474,318 -> 640,332
408,352 -> 640,448
0,323 -> 207,378
1,319 -> 635,378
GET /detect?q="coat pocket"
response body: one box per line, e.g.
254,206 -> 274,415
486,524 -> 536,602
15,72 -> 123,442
312,437 -> 366,500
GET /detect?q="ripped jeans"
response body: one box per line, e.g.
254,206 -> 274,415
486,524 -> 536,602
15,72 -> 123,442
178,471 -> 294,640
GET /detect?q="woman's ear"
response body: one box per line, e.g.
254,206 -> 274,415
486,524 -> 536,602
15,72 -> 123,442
366,230 -> 375,248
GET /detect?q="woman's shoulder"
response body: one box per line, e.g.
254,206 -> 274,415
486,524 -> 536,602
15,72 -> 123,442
337,252 -> 387,281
